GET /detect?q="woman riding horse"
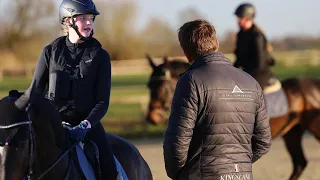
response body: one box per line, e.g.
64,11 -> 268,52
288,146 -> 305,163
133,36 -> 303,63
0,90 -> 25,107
233,3 -> 277,90
31,0 -> 117,179
0,89 -> 153,180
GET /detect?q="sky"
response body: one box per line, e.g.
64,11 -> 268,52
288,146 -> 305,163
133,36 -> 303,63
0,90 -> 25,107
2,0 -> 320,39
134,0 -> 320,39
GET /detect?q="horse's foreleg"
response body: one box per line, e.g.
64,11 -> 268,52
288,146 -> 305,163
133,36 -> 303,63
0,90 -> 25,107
283,124 -> 307,180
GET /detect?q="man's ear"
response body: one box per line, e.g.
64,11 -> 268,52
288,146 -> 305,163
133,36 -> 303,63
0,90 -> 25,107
215,39 -> 220,51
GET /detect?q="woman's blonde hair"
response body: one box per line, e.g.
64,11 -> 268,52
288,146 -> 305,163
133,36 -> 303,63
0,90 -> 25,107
60,17 -> 71,36
61,24 -> 69,36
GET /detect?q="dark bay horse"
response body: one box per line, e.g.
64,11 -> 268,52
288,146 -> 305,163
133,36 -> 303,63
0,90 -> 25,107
146,54 -> 320,180
0,88 -> 153,180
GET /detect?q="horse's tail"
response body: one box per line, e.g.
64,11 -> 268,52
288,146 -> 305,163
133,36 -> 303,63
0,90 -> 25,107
296,78 -> 320,109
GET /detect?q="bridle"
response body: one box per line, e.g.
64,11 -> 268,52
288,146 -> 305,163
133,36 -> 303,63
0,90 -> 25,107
0,107 -> 34,180
0,105 -> 76,180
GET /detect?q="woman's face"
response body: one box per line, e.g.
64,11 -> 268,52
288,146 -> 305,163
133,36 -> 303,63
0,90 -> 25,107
72,14 -> 95,38
237,16 -> 252,31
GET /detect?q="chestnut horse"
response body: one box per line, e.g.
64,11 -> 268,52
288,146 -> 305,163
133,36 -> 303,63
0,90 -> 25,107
145,54 -> 320,180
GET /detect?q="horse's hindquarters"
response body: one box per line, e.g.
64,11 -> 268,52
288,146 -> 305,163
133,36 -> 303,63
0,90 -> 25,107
106,133 -> 153,180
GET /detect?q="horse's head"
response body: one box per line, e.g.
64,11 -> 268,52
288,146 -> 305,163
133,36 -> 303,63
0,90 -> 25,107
0,90 -> 33,180
145,54 -> 190,125
0,82 -> 66,180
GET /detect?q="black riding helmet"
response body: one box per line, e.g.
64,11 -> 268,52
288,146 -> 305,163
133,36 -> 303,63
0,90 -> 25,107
234,3 -> 255,19
59,0 -> 100,41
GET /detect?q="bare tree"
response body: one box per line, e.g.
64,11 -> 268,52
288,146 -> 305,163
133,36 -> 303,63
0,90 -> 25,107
0,0 -> 57,67
177,7 -> 205,27
1,0 -> 319,65
141,17 -> 181,57
95,1 -> 144,60
0,0 -> 56,49
218,30 -> 237,53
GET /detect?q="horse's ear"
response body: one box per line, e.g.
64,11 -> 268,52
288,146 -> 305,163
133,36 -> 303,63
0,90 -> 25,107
9,90 -> 22,98
163,56 -> 170,68
15,80 -> 36,110
146,54 -> 156,69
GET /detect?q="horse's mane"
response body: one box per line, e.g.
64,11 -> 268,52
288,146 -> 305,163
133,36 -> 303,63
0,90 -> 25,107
30,92 -> 61,123
166,60 -> 190,78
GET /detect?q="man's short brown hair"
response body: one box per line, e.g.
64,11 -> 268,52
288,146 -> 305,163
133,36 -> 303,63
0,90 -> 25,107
178,19 -> 218,59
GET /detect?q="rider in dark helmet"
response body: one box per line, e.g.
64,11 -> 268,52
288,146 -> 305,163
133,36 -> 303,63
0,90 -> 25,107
233,3 -> 276,90
31,0 -> 118,179
59,0 -> 100,41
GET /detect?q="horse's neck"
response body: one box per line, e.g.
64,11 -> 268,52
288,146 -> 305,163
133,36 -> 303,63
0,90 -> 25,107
169,76 -> 179,85
32,124 -> 70,179
29,98 -> 77,179
33,139 -> 63,175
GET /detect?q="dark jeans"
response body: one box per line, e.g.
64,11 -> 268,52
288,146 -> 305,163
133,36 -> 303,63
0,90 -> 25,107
60,109 -> 118,180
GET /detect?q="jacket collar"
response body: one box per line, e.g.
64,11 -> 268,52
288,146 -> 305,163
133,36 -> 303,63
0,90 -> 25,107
189,52 -> 232,70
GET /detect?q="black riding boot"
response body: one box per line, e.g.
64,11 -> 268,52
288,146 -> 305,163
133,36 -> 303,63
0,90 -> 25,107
86,123 -> 118,180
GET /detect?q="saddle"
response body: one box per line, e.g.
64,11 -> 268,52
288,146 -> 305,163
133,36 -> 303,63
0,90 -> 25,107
62,122 -> 128,180
263,78 -> 289,118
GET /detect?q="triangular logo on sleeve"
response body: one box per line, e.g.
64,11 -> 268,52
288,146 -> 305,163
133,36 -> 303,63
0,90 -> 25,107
232,85 -> 243,93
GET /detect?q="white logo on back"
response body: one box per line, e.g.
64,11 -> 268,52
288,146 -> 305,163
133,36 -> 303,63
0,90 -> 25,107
232,85 -> 243,93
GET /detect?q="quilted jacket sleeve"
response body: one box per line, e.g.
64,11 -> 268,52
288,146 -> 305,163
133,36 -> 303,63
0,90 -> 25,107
163,73 -> 198,179
252,90 -> 272,163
